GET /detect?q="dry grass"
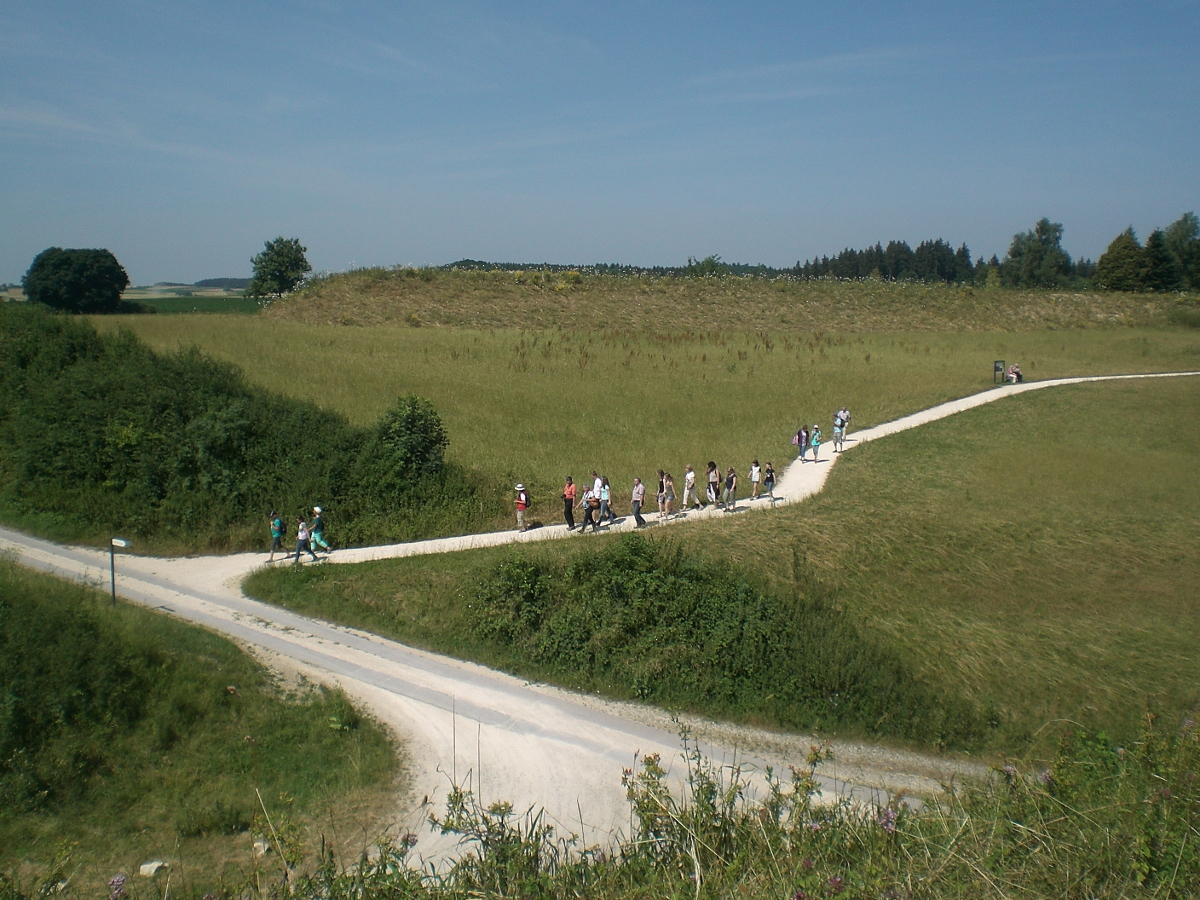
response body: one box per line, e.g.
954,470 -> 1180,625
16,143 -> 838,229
264,267 -> 1186,332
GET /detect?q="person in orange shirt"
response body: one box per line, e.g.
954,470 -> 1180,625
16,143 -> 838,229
562,476 -> 577,530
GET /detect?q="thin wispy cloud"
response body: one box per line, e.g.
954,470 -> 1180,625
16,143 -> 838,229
690,46 -> 930,86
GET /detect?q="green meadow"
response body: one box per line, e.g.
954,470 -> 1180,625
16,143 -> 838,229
245,375 -> 1200,753
94,311 -> 1199,532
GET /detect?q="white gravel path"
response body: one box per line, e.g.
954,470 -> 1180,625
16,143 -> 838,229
2,370 -> 1196,862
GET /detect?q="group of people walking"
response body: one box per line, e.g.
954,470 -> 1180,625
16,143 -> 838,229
269,506 -> 331,563
519,459 -> 781,534
513,407 -> 853,533
793,406 -> 851,460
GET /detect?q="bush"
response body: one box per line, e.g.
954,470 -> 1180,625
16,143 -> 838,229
0,304 -> 485,550
473,533 -> 984,748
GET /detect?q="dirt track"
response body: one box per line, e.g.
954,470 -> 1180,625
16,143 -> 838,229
3,372 -> 1196,862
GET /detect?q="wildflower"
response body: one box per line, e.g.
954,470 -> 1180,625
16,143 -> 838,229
1002,764 -> 1017,779
808,821 -> 822,832
793,891 -> 807,900
878,807 -> 898,833
802,857 -> 814,870
108,875 -> 127,900
1038,769 -> 1054,786
1161,787 -> 1173,801
827,873 -> 845,894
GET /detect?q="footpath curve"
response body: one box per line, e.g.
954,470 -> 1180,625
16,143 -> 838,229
2,371 -> 1197,861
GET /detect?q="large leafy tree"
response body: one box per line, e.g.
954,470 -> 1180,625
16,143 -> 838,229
1095,228 -> 1145,292
246,237 -> 312,298
22,248 -> 129,313
1000,218 -> 1074,288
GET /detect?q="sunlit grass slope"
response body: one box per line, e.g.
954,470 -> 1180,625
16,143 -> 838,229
246,376 -> 1200,754
681,375 -> 1200,750
267,267 -> 1186,332
96,314 -> 1200,533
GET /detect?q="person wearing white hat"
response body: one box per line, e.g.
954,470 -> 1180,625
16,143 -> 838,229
514,484 -> 530,532
311,506 -> 331,553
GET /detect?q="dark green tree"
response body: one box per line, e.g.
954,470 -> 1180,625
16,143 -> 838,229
1094,228 -> 1145,292
1142,229 -> 1182,292
1000,218 -> 1074,287
246,237 -> 312,298
1163,212 -> 1200,289
21,248 -> 129,313
684,255 -> 730,277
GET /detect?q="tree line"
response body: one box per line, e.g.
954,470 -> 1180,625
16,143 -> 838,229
1094,213 -> 1200,292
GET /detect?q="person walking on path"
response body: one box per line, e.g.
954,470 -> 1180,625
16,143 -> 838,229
663,472 -> 677,518
515,484 -> 530,532
721,467 -> 738,511
763,462 -> 776,503
681,465 -> 700,510
310,506 -> 331,553
293,516 -> 318,564
577,487 -> 600,532
656,469 -> 667,520
749,460 -> 761,498
562,476 -> 577,530
808,425 -> 822,461
599,476 -> 617,526
268,510 -> 285,562
706,461 -> 721,507
795,426 -> 809,461
833,408 -> 848,453
631,477 -> 647,527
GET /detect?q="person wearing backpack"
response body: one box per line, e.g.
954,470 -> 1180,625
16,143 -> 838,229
268,510 -> 285,562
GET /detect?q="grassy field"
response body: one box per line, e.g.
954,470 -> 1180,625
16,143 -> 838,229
266,267 -> 1190,332
93,312 -> 1200,534
0,562 -> 400,889
245,376 -> 1200,754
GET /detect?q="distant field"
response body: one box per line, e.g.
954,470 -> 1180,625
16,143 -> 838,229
95,312 -> 1200,531
246,376 -> 1200,754
3,285 -> 258,313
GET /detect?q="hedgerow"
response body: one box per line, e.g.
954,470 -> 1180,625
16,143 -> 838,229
0,304 -> 500,550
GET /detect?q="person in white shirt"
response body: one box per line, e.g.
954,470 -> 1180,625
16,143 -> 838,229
749,460 -> 762,498
681,465 -> 700,510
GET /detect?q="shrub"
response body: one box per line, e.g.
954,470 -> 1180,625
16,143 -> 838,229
473,533 -> 984,747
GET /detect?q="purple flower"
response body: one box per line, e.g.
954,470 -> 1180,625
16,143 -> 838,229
108,875 -> 128,900
808,821 -> 822,832
793,891 -> 807,900
1038,769 -> 1054,786
827,874 -> 845,894
802,857 -> 814,870
1002,764 -> 1017,778
878,807 -> 898,833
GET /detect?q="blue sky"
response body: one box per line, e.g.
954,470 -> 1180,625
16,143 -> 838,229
3,1 -> 1197,284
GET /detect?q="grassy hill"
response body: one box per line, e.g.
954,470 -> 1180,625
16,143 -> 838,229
264,266 -> 1189,332
245,375 -> 1200,754
0,561 -> 398,889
